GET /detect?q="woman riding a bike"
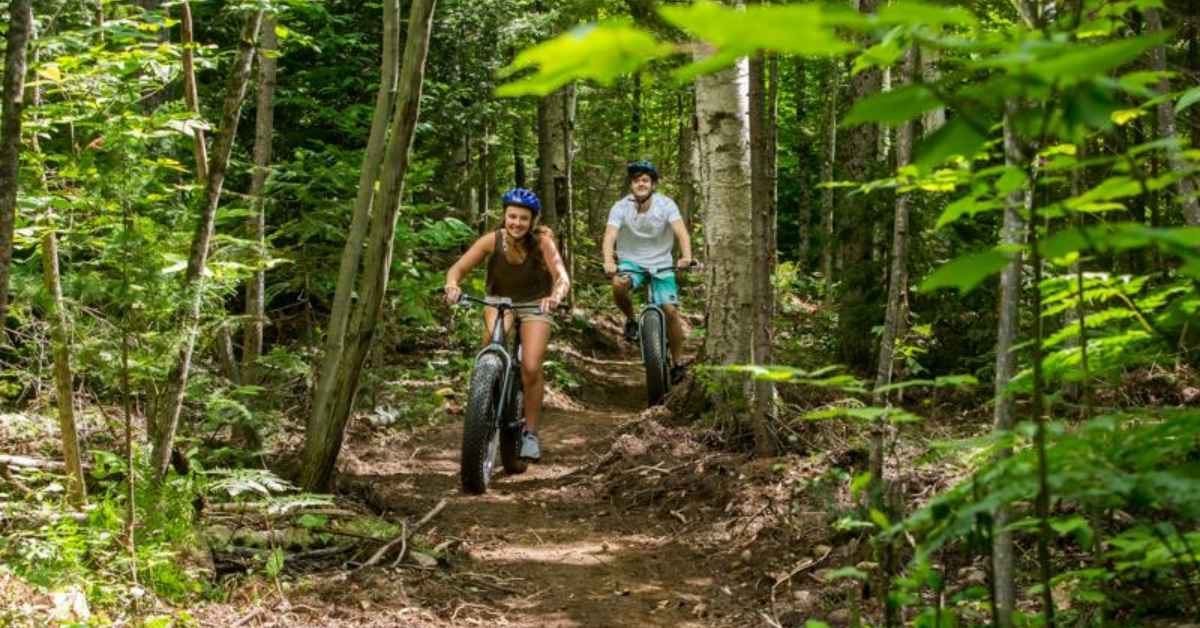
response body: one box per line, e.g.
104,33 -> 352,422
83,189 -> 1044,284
444,188 -> 569,461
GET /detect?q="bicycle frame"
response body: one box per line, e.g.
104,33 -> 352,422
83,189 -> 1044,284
464,295 -> 523,431
617,265 -> 679,372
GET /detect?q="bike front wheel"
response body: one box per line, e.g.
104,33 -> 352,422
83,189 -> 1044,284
640,308 -> 669,406
462,353 -> 503,494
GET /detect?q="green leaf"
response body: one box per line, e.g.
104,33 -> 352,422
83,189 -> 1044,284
660,1 -> 853,80
936,195 -> 1004,228
851,472 -> 873,497
873,375 -> 978,395
843,84 -> 942,127
914,117 -> 988,171
296,514 -> 328,529
265,547 -> 285,578
1032,33 -> 1168,85
875,1 -> 978,28
825,566 -> 870,581
1176,86 -> 1200,114
496,22 -> 673,97
805,405 -> 924,424
919,247 -> 1018,294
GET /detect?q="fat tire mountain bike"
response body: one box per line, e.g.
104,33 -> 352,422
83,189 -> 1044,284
456,295 -> 531,495
614,264 -> 695,407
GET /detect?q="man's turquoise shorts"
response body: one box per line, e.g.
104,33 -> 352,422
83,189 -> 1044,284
619,260 -> 679,306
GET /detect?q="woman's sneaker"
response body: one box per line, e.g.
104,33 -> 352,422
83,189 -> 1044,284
520,431 -> 541,461
623,318 -> 639,342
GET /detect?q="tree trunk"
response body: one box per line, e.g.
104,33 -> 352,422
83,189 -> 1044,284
235,15 -> 278,448
514,112 -> 527,188
873,47 -> 916,401
303,0 -> 401,491
920,48 -> 945,135
0,0 -> 33,336
1146,7 -> 1200,226
992,101 -> 1029,628
243,15 -> 278,388
41,213 -> 88,507
631,71 -> 643,155
696,36 -> 753,415
837,0 -> 883,371
794,57 -> 812,271
537,85 -> 575,230
819,60 -> 840,304
477,126 -> 491,230
180,1 -> 209,182
749,51 -> 777,457
560,87 -> 575,306
299,0 -> 436,492
151,10 -> 265,480
677,91 -> 698,229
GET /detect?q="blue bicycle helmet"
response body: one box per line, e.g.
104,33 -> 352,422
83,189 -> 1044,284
626,159 -> 659,182
501,187 -> 542,217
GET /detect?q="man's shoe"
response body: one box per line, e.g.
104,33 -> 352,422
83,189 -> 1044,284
670,364 -> 687,384
520,431 -> 541,461
623,318 -> 640,342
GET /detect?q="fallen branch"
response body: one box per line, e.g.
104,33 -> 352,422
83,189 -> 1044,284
358,497 -> 447,570
768,545 -> 834,624
205,502 -> 358,517
0,454 -> 92,471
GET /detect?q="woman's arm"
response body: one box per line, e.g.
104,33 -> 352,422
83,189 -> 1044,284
539,232 -> 570,309
444,233 -> 494,302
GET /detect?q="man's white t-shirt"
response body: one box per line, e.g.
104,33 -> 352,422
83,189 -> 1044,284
606,194 -> 682,270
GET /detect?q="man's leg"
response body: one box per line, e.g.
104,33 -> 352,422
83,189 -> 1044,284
611,274 -> 635,320
662,304 -> 685,364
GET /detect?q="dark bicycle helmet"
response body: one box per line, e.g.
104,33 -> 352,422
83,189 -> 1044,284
500,187 -> 542,216
626,159 -> 659,182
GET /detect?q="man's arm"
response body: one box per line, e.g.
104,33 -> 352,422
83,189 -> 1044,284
670,219 -> 694,266
602,225 -> 620,275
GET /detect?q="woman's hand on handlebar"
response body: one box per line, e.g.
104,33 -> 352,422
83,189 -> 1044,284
539,295 -> 560,314
676,257 -> 697,270
444,284 -> 462,305
603,259 -> 618,277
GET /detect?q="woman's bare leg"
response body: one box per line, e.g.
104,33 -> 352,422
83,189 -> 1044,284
518,319 -> 551,432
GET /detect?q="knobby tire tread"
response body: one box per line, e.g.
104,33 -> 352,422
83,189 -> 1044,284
462,353 -> 503,494
641,309 -> 668,406
500,388 -> 528,474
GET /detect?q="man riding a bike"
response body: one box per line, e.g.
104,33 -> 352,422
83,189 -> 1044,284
444,188 -> 569,461
602,160 -> 695,383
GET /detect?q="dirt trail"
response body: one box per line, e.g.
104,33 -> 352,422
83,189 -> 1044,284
324,345 -> 754,627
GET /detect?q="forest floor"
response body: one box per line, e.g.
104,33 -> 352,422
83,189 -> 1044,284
188,316 -> 855,628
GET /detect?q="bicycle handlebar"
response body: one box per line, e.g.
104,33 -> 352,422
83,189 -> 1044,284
455,293 -> 565,314
607,261 -> 702,278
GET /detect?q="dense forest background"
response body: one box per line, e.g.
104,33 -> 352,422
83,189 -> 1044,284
0,0 -> 1198,626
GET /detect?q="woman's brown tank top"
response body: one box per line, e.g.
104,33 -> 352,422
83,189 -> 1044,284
485,230 -> 553,302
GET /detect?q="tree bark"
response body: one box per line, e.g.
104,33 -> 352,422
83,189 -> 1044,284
749,51 -> 778,457
0,0 -> 34,336
837,0 -> 883,371
873,47 -> 916,401
180,1 -> 209,182
151,10 -> 265,480
304,0 -> 402,491
819,60 -> 840,304
794,57 -> 812,270
1146,7 -> 1200,226
537,85 -> 576,230
696,34 -> 753,417
299,0 -> 436,492
41,212 -> 88,507
677,90 -> 699,230
992,101 -> 1029,628
243,16 -> 278,388
920,48 -> 946,135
